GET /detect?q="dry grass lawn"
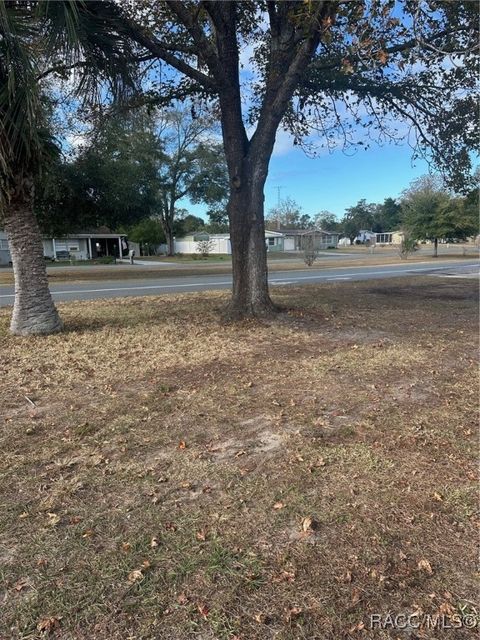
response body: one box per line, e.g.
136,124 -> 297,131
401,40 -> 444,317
0,277 -> 478,639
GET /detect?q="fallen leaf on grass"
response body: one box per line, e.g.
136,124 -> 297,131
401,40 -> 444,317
177,592 -> 188,605
342,570 -> 353,584
301,516 -> 319,533
197,603 -> 209,619
196,529 -> 207,541
273,502 -> 285,510
178,441 -> 187,449
37,616 -> 61,634
13,579 -> 30,592
121,542 -> 131,553
254,612 -> 272,624
285,606 -> 302,622
433,492 -> 444,502
272,570 -> 295,583
438,601 -> 455,616
349,621 -> 365,633
150,537 -> 159,548
127,569 -> 144,583
417,559 -> 433,574
46,512 -> 60,526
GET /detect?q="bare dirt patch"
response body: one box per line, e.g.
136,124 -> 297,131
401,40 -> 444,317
0,277 -> 478,639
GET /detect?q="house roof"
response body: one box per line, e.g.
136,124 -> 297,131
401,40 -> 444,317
282,228 -> 339,236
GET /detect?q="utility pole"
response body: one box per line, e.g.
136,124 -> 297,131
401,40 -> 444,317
274,186 -> 284,230
275,185 -> 284,207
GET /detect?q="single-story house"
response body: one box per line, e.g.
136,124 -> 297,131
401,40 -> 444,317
0,228 -> 131,265
43,231 -> 129,260
172,230 -> 285,254
375,231 -> 404,245
0,231 -> 10,266
281,229 -> 339,251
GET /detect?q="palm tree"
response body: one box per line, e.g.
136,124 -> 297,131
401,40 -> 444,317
0,1 -> 137,335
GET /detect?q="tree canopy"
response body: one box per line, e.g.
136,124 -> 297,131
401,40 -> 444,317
121,1 -> 478,189
37,113 -> 163,235
401,174 -> 479,247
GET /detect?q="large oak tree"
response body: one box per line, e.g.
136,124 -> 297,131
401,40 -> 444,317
119,0 -> 478,317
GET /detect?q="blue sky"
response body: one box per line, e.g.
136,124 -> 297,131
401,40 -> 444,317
264,140 -> 430,219
183,139 -> 430,222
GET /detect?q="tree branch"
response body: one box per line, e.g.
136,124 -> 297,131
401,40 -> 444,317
165,0 -> 225,84
122,17 -> 217,91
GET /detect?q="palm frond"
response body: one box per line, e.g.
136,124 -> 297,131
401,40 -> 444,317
0,0 -> 139,205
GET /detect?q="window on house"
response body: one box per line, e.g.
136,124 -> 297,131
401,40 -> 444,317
0,239 -> 9,250
268,237 -> 275,246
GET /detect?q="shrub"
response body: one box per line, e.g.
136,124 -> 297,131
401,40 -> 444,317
398,235 -> 418,259
195,239 -> 215,258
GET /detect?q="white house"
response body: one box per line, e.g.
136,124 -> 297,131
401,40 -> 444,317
43,232 -> 129,260
172,230 -> 285,255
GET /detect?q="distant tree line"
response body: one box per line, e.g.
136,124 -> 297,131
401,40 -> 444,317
264,173 -> 479,248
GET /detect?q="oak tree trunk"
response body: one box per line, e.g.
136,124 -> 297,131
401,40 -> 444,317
4,176 -> 62,335
433,237 -> 438,257
227,163 -> 277,319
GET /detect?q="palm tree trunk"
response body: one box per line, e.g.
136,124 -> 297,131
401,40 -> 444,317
3,176 -> 62,335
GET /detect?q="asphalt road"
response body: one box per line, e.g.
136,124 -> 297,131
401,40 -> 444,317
0,260 -> 478,306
